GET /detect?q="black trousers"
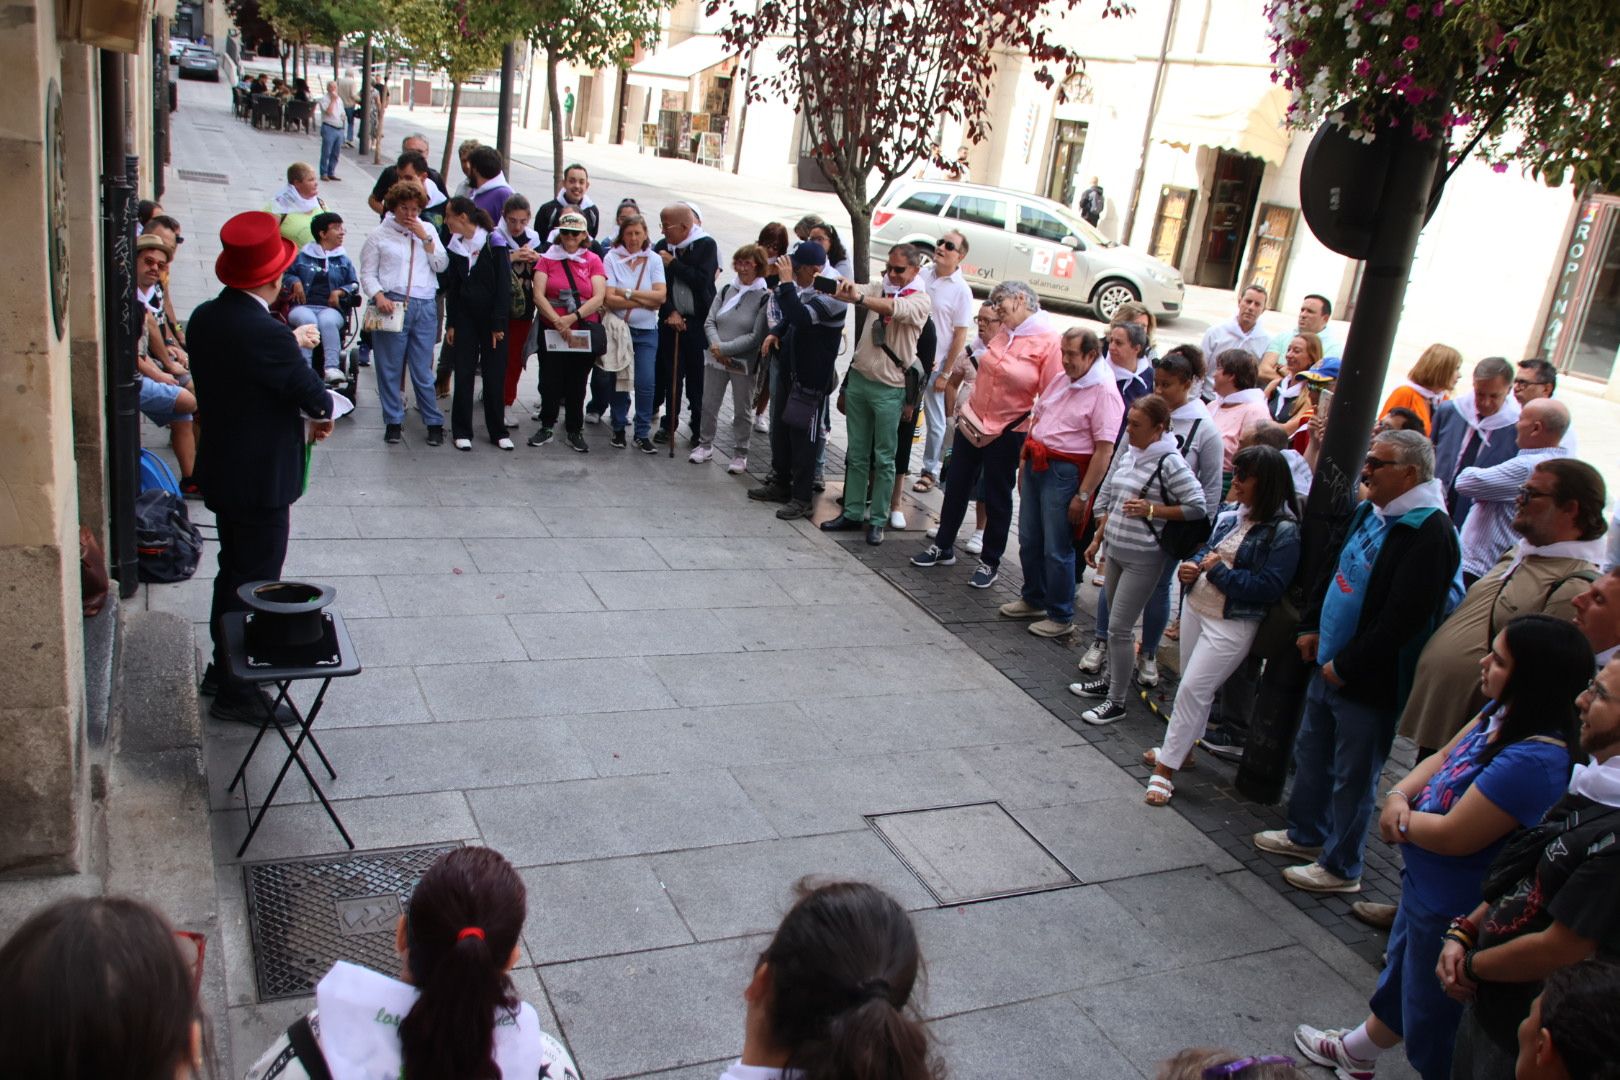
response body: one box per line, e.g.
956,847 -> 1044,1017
210,504 -> 292,703
935,428 -> 1025,567
656,321 -> 706,435
540,350 -> 593,434
450,320 -> 509,442
782,410 -> 820,503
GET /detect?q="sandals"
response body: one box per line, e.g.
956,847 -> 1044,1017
912,473 -> 936,493
1145,775 -> 1174,807
1140,746 -> 1194,771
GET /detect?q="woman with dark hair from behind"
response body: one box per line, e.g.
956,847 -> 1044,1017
248,846 -> 578,1079
0,895 -> 210,1079
441,195 -> 513,451
1293,613 -> 1587,1080
729,879 -> 943,1080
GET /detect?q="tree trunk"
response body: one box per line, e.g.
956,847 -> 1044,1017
441,81 -> 463,181
374,49 -> 393,163
547,46 -> 563,192
279,42 -> 289,82
332,37 -> 340,83
840,174 -> 871,284
520,42 -> 535,129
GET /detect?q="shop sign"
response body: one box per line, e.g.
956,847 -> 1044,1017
1540,199 -> 1602,360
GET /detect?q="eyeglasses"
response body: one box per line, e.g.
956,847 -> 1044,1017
1515,486 -> 1556,504
1584,679 -> 1615,704
885,264 -> 910,276
1512,378 -> 1550,389
1362,455 -> 1401,473
937,240 -> 959,252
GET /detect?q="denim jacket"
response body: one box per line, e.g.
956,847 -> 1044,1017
1192,506 -> 1301,620
283,249 -> 359,307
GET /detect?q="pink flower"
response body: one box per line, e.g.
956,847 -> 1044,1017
1405,3 -> 1421,16
1402,34 -> 1421,49
1354,57 -> 1373,75
1491,162 -> 1508,173
1412,122 -> 1431,140
1394,73 -> 1415,91
1431,1 -> 1443,12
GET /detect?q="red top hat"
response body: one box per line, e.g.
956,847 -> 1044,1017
216,211 -> 298,290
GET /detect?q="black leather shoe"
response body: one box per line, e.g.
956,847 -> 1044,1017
820,516 -> 863,532
866,524 -> 885,545
209,692 -> 296,727
199,664 -> 219,697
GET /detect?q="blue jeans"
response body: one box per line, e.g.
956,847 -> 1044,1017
1286,671 -> 1399,880
1018,459 -> 1081,622
921,369 -> 947,477
631,327 -> 658,439
319,123 -> 342,178
289,304 -> 346,370
345,104 -> 358,141
1369,885 -> 1463,1080
370,292 -> 443,427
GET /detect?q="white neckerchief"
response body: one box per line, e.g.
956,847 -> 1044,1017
556,188 -> 596,212
1118,433 -> 1179,474
313,961 -> 550,1080
1218,387 -> 1266,407
495,220 -> 539,248
448,226 -> 488,260
716,276 -> 766,317
383,213 -> 422,241
1372,478 -> 1448,522
472,171 -> 510,196
1070,356 -> 1112,391
543,243 -> 589,265
1109,354 -> 1147,383
1005,310 -> 1055,340
1400,378 -> 1444,403
1453,390 -> 1521,435
1276,373 -> 1305,400
1171,398 -> 1214,424
300,240 -> 348,262
719,1062 -> 801,1080
136,282 -> 158,305
415,176 -> 448,209
1504,536 -> 1607,574
605,245 -> 652,276
672,224 -> 710,251
1568,756 -> 1620,809
1598,644 -> 1620,668
271,184 -> 322,215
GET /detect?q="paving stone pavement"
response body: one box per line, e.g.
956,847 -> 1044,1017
143,78 -> 1421,1079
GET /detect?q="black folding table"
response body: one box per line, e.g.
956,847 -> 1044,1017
221,611 -> 361,858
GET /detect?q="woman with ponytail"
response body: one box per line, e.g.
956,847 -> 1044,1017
726,880 -> 944,1080
247,847 -> 578,1080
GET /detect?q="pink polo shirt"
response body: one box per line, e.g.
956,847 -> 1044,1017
1029,368 -> 1124,456
967,326 -> 1064,435
1213,398 -> 1272,469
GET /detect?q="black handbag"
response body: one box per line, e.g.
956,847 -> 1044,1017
1142,456 -> 1213,559
782,383 -> 823,434
559,258 -> 607,358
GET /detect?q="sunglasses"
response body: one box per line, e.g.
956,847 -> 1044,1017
1362,455 -> 1402,473
557,229 -> 585,236
937,239 -> 959,252
885,264 -> 910,276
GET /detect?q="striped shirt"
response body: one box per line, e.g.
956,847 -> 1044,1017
1096,447 -> 1208,564
1454,445 -> 1569,579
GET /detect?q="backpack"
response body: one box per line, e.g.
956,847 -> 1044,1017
135,488 -> 203,583
139,448 -> 182,497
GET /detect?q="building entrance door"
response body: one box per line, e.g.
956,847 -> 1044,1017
1149,185 -> 1197,270
1044,120 -> 1088,207
1194,150 -> 1264,289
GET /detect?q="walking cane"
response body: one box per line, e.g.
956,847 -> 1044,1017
669,327 -> 680,458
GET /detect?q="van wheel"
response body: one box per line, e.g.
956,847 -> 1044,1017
1093,280 -> 1140,321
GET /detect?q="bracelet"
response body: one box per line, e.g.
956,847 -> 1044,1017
1148,504 -> 1156,521
1449,915 -> 1479,939
1463,948 -> 1481,984
1385,789 -> 1411,804
1442,928 -> 1475,951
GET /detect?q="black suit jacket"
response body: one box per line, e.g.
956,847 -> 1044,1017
654,235 -> 719,322
188,288 -> 333,511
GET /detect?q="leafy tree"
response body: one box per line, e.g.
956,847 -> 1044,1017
384,0 -> 511,178
225,0 -> 281,57
709,0 -> 1131,280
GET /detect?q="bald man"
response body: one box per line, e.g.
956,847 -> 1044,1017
652,204 -> 719,444
1454,397 -> 1574,585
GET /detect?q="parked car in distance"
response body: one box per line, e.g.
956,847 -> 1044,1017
870,179 -> 1185,321
177,45 -> 220,81
169,37 -> 191,64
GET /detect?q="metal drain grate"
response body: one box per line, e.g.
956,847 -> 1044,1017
243,843 -> 461,1001
177,168 -> 231,184
868,801 -> 1080,906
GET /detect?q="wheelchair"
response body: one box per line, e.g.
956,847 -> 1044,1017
294,292 -> 366,410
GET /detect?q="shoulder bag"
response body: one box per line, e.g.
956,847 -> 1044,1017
1143,455 -> 1213,559
362,235 -> 411,334
559,258 -> 607,358
957,400 -> 1030,449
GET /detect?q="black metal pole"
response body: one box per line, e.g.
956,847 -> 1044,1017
1235,112 -> 1447,803
101,50 -> 141,598
357,35 -> 373,152
497,42 -> 516,166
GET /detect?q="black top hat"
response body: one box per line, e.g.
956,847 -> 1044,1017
239,580 -> 337,651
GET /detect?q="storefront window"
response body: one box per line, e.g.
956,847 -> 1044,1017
1540,196 -> 1620,382
1568,215 -> 1620,381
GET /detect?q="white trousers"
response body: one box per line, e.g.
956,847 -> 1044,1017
1161,602 -> 1259,770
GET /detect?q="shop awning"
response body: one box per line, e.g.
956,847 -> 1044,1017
626,35 -> 736,94
1154,69 -> 1292,167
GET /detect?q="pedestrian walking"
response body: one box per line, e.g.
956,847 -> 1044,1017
317,80 -> 345,181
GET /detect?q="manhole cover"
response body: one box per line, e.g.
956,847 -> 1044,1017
243,844 -> 461,1001
177,168 -> 230,184
867,801 -> 1079,906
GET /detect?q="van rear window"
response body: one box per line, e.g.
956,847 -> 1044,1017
898,190 -> 949,216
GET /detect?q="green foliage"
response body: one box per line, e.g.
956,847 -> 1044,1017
382,0 -> 511,80
516,0 -> 670,70
1270,0 -> 1620,191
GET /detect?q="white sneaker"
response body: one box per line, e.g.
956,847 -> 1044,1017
504,409 -> 523,428
889,510 -> 906,529
727,456 -> 748,474
584,411 -> 603,425
926,523 -> 939,539
323,367 -> 348,385
1137,655 -> 1160,687
753,412 -> 770,433
1282,862 -> 1362,894
1293,1025 -> 1377,1080
453,437 -> 472,451
531,405 -> 544,422
497,437 -> 515,451
1078,639 -> 1106,673
964,530 -> 984,555
688,446 -> 713,464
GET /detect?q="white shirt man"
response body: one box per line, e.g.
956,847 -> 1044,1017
1454,398 -> 1571,581
917,231 -> 976,483
1200,284 -> 1272,363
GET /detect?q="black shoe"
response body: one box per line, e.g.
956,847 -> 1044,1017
653,429 -> 671,445
425,425 -> 444,447
384,423 -> 402,444
866,523 -> 885,545
1198,726 -> 1247,762
198,664 -> 219,696
747,484 -> 791,503
776,499 -> 813,520
527,427 -> 554,447
611,430 -> 627,449
634,436 -> 657,454
813,480 -> 827,493
566,430 -> 589,453
209,692 -> 295,727
820,515 -> 863,532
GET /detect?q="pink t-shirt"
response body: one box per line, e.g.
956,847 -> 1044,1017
536,251 -> 606,322
1212,398 -> 1272,469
